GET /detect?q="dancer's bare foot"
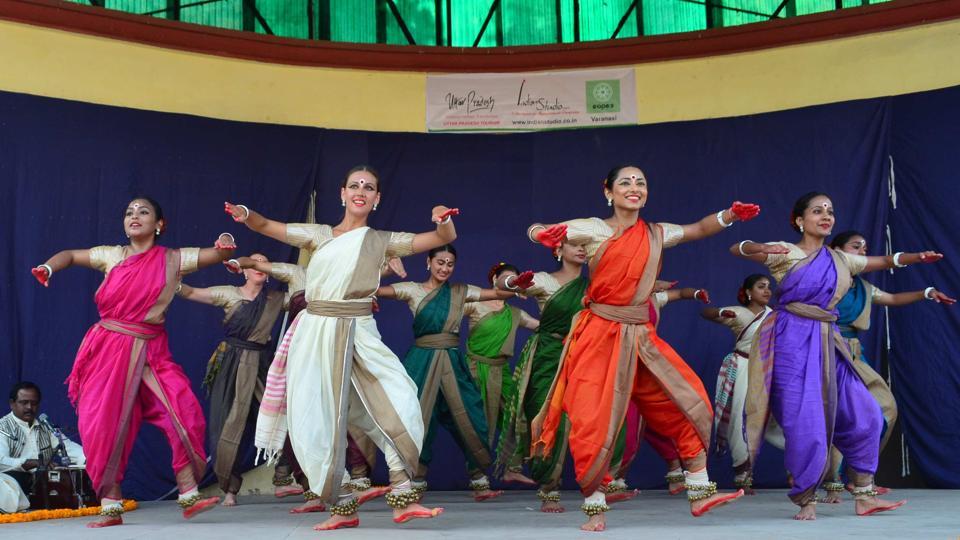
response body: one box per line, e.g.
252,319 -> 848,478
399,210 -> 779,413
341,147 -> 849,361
473,488 -> 504,502
356,485 -> 391,505
668,480 -> 685,495
846,483 -> 892,495
182,496 -> 220,519
290,499 -> 326,514
823,490 -> 842,504
606,489 -> 640,504
794,503 -> 817,520
540,500 -> 564,513
392,503 -> 443,523
690,489 -> 744,517
86,515 -> 123,528
222,492 -> 238,507
580,513 -> 605,532
502,470 -> 536,486
313,513 -> 359,531
274,485 -> 304,498
855,496 -> 906,516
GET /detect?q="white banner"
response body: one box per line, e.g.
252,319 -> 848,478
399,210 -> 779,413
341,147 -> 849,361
426,68 -> 637,133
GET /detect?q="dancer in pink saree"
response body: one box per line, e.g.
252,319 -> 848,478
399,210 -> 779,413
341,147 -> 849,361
31,197 -> 236,528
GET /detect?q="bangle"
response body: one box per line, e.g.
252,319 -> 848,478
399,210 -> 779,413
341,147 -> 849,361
693,289 -> 703,300
924,287 -> 935,300
527,224 -> 546,243
237,204 -> 250,220
738,240 -> 751,257
38,264 -> 53,277
893,252 -> 906,268
505,275 -> 519,291
218,232 -> 235,245
440,215 -> 452,225
716,210 -> 732,228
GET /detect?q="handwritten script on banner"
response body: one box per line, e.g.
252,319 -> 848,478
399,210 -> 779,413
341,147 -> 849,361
426,68 -> 637,133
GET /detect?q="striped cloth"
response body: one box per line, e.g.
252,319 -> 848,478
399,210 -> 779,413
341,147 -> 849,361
254,313 -> 302,465
713,352 -> 739,455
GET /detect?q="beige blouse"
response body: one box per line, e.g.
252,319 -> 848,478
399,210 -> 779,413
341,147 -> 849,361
205,285 -> 291,312
523,272 -> 563,312
391,282 -> 482,315
761,242 -> 868,283
465,301 -> 537,329
532,217 -> 685,260
269,262 -> 307,295
714,305 -> 773,352
286,223 -> 415,258
89,245 -> 199,275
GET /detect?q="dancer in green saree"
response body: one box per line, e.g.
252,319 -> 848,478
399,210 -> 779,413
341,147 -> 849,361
465,263 -> 539,458
377,245 -> 534,502
496,240 -> 588,512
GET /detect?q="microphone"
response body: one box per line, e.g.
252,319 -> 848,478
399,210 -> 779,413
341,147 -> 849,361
38,414 -> 71,467
37,413 -> 56,430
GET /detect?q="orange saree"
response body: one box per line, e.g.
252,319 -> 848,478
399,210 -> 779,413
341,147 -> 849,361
532,220 -> 713,495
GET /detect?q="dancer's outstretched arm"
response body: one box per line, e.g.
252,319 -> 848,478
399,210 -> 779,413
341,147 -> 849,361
875,287 -> 956,306
177,283 -> 216,305
196,233 -> 237,269
225,203 -> 288,243
675,202 -> 761,244
410,206 -> 459,254
32,249 -> 95,286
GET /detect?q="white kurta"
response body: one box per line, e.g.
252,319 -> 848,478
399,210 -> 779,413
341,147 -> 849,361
283,225 -> 424,501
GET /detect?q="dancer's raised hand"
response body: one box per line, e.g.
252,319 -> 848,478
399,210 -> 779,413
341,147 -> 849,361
224,202 -> 250,223
535,225 -> 567,250
730,201 -> 761,222
432,206 -> 459,224
32,265 -> 52,287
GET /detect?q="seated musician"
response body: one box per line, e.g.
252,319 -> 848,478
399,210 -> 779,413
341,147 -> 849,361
0,382 -> 85,512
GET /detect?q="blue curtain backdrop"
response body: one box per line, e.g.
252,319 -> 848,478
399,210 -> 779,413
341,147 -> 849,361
1,86 -> 955,499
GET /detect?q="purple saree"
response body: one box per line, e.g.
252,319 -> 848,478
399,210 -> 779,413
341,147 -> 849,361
744,247 -> 883,506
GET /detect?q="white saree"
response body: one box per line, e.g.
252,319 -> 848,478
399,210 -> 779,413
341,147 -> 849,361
257,224 -> 424,504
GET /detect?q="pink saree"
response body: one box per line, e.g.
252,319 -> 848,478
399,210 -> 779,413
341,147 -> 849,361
67,246 -> 207,497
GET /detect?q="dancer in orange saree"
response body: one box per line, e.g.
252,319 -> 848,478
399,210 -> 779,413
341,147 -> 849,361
529,165 -> 758,531
31,197 -> 235,527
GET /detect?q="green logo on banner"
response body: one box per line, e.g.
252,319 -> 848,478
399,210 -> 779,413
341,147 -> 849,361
586,80 -> 620,113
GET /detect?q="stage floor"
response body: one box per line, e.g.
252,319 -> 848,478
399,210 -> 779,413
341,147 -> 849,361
6,489 -> 954,539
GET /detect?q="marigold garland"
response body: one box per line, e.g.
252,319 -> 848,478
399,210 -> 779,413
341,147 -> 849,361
0,499 -> 137,524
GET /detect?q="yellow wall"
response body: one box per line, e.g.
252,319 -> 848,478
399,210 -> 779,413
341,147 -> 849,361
1,17 -> 958,132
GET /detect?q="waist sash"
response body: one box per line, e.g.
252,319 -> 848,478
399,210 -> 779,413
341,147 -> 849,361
783,302 -> 837,322
587,302 -> 652,325
98,319 -> 161,340
306,300 -> 373,318
414,333 -> 460,349
467,353 -> 509,367
225,336 -> 267,351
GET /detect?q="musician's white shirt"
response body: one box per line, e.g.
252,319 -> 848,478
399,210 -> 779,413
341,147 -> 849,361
0,415 -> 85,473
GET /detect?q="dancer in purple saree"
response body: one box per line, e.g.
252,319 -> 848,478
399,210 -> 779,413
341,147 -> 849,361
733,192 -> 941,520
32,197 -> 236,527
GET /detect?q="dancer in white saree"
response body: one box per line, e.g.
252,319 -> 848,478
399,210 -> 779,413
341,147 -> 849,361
225,165 -> 455,530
